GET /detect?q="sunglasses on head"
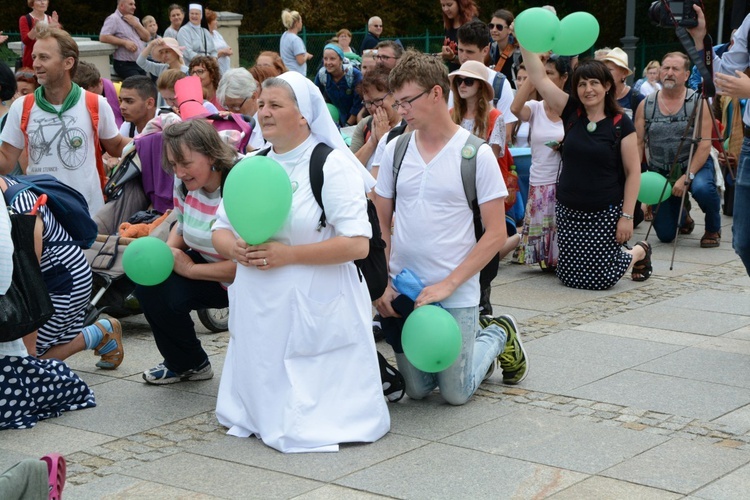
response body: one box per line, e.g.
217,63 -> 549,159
488,23 -> 505,31
455,76 -> 476,87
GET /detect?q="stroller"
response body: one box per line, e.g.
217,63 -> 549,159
82,232 -> 229,332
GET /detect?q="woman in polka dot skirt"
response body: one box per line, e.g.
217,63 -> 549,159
518,46 -> 652,290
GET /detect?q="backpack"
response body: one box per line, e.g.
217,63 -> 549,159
208,113 -> 255,153
317,65 -> 356,89
3,174 -> 98,248
257,144 -> 388,300
20,91 -> 107,191
491,72 -> 506,108
392,132 -> 487,241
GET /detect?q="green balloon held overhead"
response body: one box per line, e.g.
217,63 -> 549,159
639,171 -> 673,205
223,155 -> 293,245
122,237 -> 174,286
514,7 -> 560,53
552,12 -> 600,56
402,305 -> 462,373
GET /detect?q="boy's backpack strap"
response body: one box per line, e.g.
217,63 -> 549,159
308,143 -> 334,229
391,131 -> 413,205
84,91 -> 106,190
492,72 -> 505,107
20,93 -> 35,149
461,134 -> 486,241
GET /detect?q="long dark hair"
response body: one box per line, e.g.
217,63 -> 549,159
570,59 -> 622,118
443,0 -> 479,30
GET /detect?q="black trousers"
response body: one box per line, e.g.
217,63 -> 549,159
113,60 -> 146,79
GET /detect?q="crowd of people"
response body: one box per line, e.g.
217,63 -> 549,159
0,0 -> 749,460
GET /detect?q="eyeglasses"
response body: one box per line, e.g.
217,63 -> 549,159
190,68 -> 206,76
375,54 -> 395,61
488,23 -> 506,31
363,92 -> 390,108
15,71 -> 35,79
391,89 -> 429,111
224,97 -> 248,112
372,24 -> 382,28
454,76 -> 476,87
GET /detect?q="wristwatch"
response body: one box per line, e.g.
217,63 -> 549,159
687,172 -> 695,181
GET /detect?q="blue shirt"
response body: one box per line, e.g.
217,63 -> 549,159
314,66 -> 363,126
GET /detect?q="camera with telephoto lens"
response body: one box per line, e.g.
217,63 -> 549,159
648,0 -> 700,28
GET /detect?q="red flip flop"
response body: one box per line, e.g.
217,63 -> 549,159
41,453 -> 66,500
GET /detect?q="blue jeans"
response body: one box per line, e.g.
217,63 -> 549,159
734,138 -> 750,275
652,157 -> 722,243
395,306 -> 506,406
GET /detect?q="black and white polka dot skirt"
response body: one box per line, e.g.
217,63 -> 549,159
555,202 -> 633,290
0,356 -> 96,430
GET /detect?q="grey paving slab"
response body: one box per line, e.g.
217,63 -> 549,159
0,421 -> 114,455
0,450 -> 37,474
53,379 -> 216,437
125,452 -> 321,499
64,473 -> 219,500
575,321 -> 709,346
65,336 -> 166,380
526,330 -> 682,369
190,431 -> 428,483
724,324 -> 750,342
292,484 -> 391,499
606,303 -> 750,336
658,289 -> 750,317
442,407 -> 668,474
638,347 -> 750,389
386,392 -> 515,441
335,442 -> 587,499
513,352 -> 627,393
602,438 -> 750,494
693,462 -> 750,499
665,247 -> 740,266
695,336 -> 750,356
712,404 -> 750,435
549,475 -> 682,499
568,370 -> 750,421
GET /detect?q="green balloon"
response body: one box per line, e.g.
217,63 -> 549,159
639,171 -> 673,205
122,237 -> 174,286
223,155 -> 293,245
326,103 -> 340,124
514,7 -> 560,53
402,305 -> 462,373
552,12 -> 600,56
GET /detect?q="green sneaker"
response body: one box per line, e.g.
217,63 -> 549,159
495,314 -> 528,385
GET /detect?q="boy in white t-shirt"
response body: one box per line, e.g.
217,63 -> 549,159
373,50 -> 528,405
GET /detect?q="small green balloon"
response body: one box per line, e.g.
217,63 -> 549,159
223,156 -> 293,245
326,103 -> 340,124
639,171 -> 673,205
122,237 -> 174,286
402,305 -> 462,373
514,7 -> 560,53
551,12 -> 600,56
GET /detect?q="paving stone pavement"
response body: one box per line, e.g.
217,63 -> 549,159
4,215 -> 750,498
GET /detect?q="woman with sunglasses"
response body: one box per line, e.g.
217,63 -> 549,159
314,43 -> 363,127
510,55 -> 569,271
488,10 -> 519,88
350,68 -> 406,174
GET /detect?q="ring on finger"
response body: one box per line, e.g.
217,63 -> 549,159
263,258 -> 267,266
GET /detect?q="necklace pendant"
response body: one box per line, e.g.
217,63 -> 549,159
586,121 -> 597,133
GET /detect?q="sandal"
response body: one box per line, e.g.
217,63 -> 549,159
41,453 -> 66,500
679,215 -> 695,235
94,318 -> 124,370
644,204 -> 653,222
631,241 -> 653,282
700,231 -> 721,248
378,352 -> 405,403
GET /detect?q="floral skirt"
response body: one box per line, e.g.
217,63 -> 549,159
555,202 -> 633,290
0,356 -> 96,430
513,183 -> 558,269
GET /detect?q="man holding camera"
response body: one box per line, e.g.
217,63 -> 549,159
634,51 -> 722,247
689,6 -> 750,273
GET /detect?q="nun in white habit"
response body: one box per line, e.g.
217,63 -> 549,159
177,3 -> 217,64
212,71 -> 390,453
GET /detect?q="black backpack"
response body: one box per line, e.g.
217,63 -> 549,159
257,144 -> 388,300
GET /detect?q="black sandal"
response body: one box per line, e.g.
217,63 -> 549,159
631,241 -> 653,282
378,352 -> 405,403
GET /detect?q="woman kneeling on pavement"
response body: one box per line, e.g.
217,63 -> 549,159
212,71 -> 390,453
136,119 -> 237,384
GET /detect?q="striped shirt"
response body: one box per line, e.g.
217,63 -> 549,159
173,179 -> 224,262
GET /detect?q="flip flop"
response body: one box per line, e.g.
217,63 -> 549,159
700,231 -> 721,248
41,453 -> 66,500
679,215 -> 695,235
631,241 -> 653,282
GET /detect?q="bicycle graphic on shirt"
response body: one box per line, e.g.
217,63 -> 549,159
27,115 -> 88,170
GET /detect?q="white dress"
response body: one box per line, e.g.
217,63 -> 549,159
214,136 -> 390,453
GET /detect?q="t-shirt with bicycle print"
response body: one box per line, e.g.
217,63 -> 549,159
0,93 -> 119,215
